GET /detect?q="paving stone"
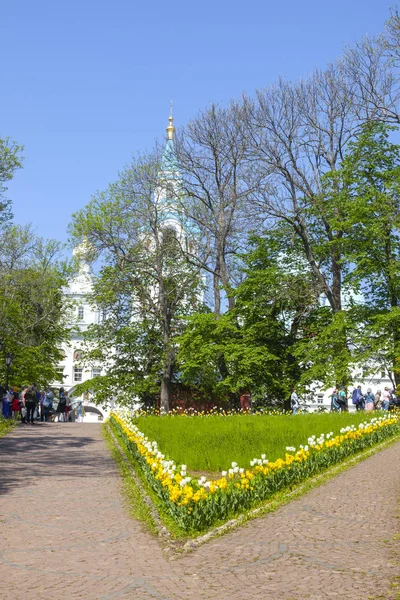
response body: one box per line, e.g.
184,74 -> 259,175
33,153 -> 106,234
0,422 -> 399,599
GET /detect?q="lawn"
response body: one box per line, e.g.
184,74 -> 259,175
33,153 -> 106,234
136,411 -> 378,473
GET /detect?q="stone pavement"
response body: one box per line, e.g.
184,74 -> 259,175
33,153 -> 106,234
1,423 -> 399,600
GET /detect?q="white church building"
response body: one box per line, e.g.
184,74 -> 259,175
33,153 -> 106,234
50,242 -> 111,422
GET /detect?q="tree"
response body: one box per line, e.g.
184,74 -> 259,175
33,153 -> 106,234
71,152 -> 203,412
239,67 -> 356,315
336,122 -> 400,387
0,225 -> 71,386
0,137 -> 23,226
295,122 -> 400,390
175,103 -> 259,314
178,230 -> 318,406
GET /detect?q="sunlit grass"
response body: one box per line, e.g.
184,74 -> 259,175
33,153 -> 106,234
136,412 -> 379,472
0,417 -> 16,438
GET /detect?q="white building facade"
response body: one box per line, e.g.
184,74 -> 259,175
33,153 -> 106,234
51,243 -> 111,422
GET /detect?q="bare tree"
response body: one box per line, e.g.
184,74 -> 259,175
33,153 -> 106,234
175,103 -> 260,314
343,37 -> 400,123
239,65 -> 358,313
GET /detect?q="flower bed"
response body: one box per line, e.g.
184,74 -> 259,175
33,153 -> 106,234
109,410 -> 400,532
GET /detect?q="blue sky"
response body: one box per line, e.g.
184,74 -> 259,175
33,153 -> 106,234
1,0 -> 392,246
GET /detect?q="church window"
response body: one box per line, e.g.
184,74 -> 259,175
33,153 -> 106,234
74,367 -> 83,382
55,366 -> 64,381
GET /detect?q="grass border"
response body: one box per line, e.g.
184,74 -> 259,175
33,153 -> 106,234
102,423 -> 160,536
106,418 -> 400,554
0,419 -> 17,439
104,422 -> 189,543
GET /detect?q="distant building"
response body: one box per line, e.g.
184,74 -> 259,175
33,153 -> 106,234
50,241 -> 110,422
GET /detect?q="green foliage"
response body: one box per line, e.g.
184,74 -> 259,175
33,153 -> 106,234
72,122 -> 400,402
294,309 -> 354,388
178,231 -> 319,402
329,122 -> 400,385
0,225 -> 71,387
289,122 -> 400,389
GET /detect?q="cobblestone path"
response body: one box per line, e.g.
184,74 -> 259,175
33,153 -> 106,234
1,423 -> 399,599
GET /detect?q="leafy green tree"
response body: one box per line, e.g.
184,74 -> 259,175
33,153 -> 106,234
178,231 -> 318,406
338,122 -> 400,386
295,122 -> 400,389
71,153 -> 203,412
0,225 -> 71,386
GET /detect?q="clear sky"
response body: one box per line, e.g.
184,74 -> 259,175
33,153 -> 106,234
1,0 -> 392,246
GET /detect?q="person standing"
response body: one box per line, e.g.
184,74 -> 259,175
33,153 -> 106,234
364,388 -> 375,412
331,388 -> 341,412
39,391 -> 46,422
11,387 -> 20,419
290,388 -> 300,415
20,386 -> 27,423
64,391 -> 71,422
338,387 -> 348,411
352,385 -> 364,411
382,387 -> 391,411
374,389 -> 382,410
24,384 -> 37,424
43,389 -> 54,422
76,400 -> 85,422
2,388 -> 12,419
57,387 -> 67,422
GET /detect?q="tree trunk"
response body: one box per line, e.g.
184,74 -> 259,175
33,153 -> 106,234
220,254 -> 235,311
390,295 -> 400,389
160,357 -> 173,414
331,251 -> 342,313
158,256 -> 173,414
213,256 -> 221,315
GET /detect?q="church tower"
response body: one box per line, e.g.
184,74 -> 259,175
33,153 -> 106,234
154,104 -> 186,238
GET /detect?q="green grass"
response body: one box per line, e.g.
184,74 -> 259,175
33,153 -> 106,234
136,412 -> 380,472
0,417 -> 16,438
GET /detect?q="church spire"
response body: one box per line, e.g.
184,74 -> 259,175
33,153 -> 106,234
166,101 -> 175,140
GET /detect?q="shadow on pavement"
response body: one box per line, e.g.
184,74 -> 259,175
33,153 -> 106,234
0,423 -> 106,496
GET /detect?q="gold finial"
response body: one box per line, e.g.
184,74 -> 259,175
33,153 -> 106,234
166,100 -> 175,140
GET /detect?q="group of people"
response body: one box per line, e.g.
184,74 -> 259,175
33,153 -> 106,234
331,385 -> 398,412
290,385 -> 398,413
1,385 -> 86,423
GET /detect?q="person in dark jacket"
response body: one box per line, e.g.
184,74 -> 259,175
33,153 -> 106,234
57,387 -> 67,422
352,385 -> 364,411
24,384 -> 37,424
